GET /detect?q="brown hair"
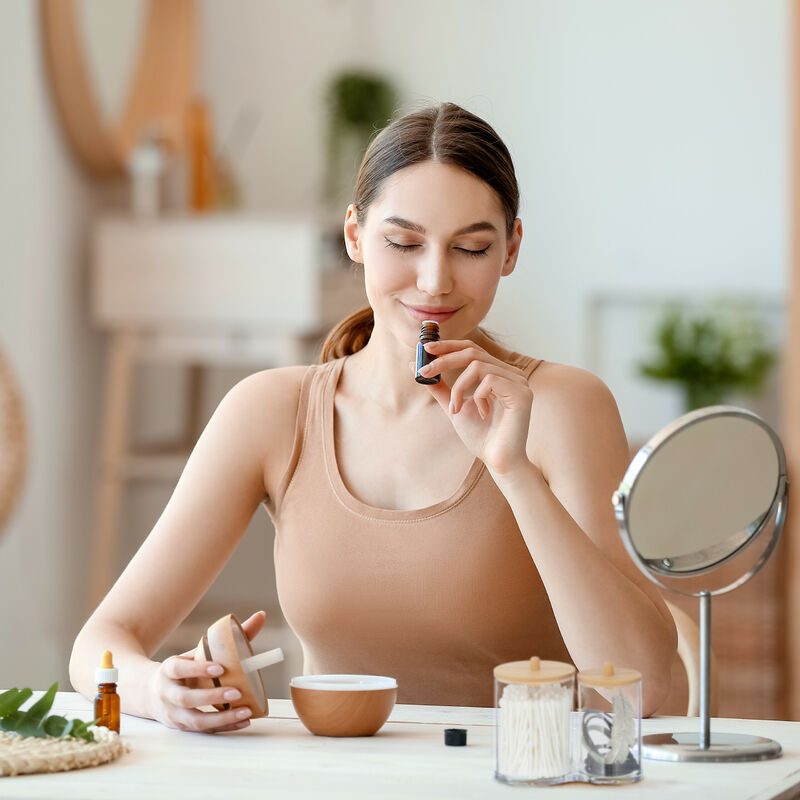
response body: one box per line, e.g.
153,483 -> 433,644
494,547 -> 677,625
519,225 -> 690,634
320,102 -> 519,363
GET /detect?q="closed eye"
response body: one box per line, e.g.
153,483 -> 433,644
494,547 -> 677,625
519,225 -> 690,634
384,238 -> 420,252
384,238 -> 491,258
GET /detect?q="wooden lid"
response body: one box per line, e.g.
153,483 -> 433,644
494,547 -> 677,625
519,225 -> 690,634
577,662 -> 642,687
493,656 -> 576,684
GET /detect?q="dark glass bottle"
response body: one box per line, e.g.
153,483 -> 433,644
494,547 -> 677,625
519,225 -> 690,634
415,320 -> 441,384
94,650 -> 120,733
94,683 -> 120,733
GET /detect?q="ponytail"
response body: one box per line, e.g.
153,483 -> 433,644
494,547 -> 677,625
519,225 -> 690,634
319,306 -> 375,363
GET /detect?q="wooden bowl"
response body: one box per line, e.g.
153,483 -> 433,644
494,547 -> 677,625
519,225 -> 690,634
187,613 -> 269,719
290,675 -> 398,736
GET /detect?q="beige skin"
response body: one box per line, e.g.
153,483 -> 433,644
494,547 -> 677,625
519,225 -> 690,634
71,162 -> 676,731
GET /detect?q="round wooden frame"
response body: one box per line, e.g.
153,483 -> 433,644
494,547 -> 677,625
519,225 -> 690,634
0,348 -> 26,535
39,0 -> 196,177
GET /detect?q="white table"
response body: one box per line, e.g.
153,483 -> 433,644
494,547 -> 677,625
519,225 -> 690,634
3,693 -> 800,799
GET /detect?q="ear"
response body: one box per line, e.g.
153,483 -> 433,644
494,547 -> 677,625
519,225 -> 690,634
343,204 -> 364,264
501,218 -> 523,277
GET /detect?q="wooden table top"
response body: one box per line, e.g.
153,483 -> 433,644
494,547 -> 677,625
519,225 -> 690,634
3,692 -> 800,799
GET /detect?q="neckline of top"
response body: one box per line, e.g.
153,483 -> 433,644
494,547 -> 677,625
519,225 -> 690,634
321,356 -> 485,522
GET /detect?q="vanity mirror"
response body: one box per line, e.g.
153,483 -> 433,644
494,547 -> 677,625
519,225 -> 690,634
612,406 -> 789,762
39,0 -> 196,176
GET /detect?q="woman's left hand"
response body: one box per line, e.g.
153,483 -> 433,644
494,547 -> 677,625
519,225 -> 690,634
417,339 -> 533,477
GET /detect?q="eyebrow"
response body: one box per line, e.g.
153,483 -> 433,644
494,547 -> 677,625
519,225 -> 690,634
382,216 -> 498,236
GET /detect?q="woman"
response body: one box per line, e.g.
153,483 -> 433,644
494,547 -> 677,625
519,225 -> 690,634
70,103 -> 676,733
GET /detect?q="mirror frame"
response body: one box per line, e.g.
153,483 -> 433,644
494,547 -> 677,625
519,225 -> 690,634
613,405 -> 789,597
39,0 -> 196,177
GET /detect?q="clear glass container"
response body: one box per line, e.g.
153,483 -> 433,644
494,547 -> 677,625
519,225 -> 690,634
494,656 -> 576,785
576,663 -> 642,784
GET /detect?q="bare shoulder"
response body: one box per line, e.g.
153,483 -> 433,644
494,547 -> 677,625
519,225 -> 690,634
525,361 -> 629,482
228,364 -> 309,411
221,364 -> 312,498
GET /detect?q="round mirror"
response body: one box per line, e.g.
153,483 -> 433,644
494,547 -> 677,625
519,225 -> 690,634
76,0 -> 148,129
0,348 -> 26,537
617,409 -> 786,586
39,0 -> 196,176
613,406 -> 789,763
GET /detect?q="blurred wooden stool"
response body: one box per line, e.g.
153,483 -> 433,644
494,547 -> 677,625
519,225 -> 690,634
87,215 -> 366,611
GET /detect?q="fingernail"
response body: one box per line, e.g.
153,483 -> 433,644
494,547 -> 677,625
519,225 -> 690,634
449,401 -> 456,414
418,364 -> 430,374
224,689 -> 241,701
207,665 -> 224,676
236,707 -> 253,720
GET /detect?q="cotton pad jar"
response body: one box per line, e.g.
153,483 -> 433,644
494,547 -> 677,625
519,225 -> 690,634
577,663 -> 642,784
493,656 -> 576,785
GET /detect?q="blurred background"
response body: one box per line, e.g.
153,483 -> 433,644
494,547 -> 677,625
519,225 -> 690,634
1,0 -> 798,720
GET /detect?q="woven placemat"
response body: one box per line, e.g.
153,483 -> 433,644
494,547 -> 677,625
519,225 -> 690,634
0,727 -> 130,777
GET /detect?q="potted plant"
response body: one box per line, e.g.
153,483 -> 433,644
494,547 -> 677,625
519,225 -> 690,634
638,300 -> 776,411
324,71 -> 397,204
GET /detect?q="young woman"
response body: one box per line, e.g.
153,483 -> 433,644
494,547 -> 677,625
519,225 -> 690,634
70,103 -> 676,733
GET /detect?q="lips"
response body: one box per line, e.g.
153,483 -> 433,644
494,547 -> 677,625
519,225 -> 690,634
403,304 -> 461,323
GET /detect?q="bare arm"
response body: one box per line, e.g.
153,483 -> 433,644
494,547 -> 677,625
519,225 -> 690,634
500,364 -> 677,716
70,366 -> 305,729
421,341 -> 676,717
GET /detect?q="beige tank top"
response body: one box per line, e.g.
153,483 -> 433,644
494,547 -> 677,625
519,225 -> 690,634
265,352 -> 571,707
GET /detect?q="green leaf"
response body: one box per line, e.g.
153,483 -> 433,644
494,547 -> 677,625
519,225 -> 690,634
23,683 -> 57,727
43,715 -> 68,737
0,684 -> 98,742
0,711 -> 23,732
0,688 -> 32,717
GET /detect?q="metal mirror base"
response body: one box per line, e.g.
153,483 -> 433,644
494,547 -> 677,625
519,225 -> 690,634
643,732 -> 782,762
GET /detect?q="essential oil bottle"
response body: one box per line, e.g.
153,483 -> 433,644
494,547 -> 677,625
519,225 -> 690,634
415,320 -> 441,384
94,650 -> 120,733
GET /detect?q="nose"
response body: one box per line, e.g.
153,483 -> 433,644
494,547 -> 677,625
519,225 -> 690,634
416,247 -> 454,297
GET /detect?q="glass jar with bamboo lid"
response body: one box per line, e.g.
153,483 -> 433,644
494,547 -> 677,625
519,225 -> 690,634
493,656 -> 576,785
576,662 -> 643,784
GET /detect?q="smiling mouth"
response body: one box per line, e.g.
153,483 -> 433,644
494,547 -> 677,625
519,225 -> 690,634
403,304 -> 461,320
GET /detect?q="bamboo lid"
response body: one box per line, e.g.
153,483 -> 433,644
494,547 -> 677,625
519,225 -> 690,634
493,656 -> 576,684
577,662 -> 642,688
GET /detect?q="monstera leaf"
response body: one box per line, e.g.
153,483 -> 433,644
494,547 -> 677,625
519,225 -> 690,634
0,683 -> 98,742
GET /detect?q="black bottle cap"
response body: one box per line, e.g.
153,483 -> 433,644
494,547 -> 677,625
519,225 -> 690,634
444,728 -> 467,746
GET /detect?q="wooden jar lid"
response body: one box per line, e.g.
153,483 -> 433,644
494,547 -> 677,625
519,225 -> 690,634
191,614 -> 268,718
577,662 -> 642,688
493,656 -> 576,684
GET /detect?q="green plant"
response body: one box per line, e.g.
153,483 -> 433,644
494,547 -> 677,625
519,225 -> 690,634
0,683 -> 98,742
638,301 -> 776,411
324,71 -> 397,201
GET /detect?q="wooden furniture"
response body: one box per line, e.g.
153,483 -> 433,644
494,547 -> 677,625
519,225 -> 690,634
39,0 -> 196,176
5,691 -> 800,798
0,348 -> 26,536
785,0 -> 800,721
87,214 -> 366,611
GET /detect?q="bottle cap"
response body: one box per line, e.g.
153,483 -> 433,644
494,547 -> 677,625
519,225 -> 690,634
444,728 -> 467,746
95,650 -> 119,684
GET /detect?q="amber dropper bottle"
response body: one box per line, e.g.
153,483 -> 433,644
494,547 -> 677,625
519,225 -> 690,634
415,320 -> 441,384
94,650 -> 120,733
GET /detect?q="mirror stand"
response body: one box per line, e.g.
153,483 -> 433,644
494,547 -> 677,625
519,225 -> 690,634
643,591 -> 782,762
613,406 -> 789,764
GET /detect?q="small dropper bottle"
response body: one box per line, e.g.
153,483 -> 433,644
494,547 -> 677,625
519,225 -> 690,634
94,650 -> 120,733
415,320 -> 441,384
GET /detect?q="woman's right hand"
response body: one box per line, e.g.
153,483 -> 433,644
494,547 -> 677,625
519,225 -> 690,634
144,610 -> 266,734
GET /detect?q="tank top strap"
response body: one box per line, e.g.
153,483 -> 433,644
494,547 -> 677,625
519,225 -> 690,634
505,351 -> 545,380
266,361 -> 333,519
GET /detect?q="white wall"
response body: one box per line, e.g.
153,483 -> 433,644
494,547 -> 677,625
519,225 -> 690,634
0,1 -> 101,687
0,0 -> 790,691
200,0 -> 789,439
